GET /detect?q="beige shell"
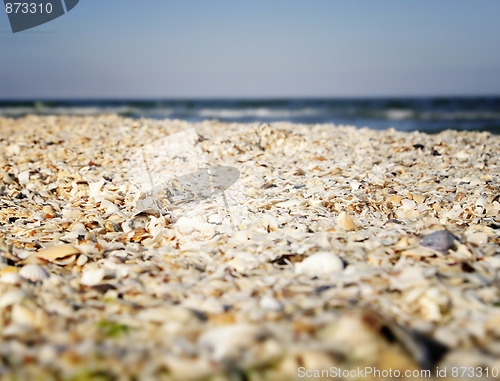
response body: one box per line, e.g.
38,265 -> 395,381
42,205 -> 57,218
336,211 -> 357,231
36,245 -> 79,265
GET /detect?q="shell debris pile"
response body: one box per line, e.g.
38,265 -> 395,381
0,115 -> 500,379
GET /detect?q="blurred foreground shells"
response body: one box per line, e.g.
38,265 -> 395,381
18,264 -> 49,282
0,115 -> 499,379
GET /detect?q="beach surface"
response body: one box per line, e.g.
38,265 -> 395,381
1,115 -> 499,379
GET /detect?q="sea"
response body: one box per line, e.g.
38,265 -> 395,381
1,97 -> 500,134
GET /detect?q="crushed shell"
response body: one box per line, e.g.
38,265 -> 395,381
0,115 -> 499,379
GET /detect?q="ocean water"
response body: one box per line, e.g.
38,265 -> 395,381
1,97 -> 500,133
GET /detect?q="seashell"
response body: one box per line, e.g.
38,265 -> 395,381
175,216 -> 196,235
162,358 -> 212,380
61,208 -> 81,220
475,194 -> 488,214
19,264 -> 49,282
336,211 -> 357,231
104,220 -> 123,233
467,232 -> 488,245
0,272 -> 22,284
18,170 -> 30,186
198,324 -> 261,361
208,214 -> 224,225
0,289 -> 28,307
11,304 -> 36,326
420,230 -> 458,254
125,209 -> 160,232
52,254 -> 77,266
61,223 -> 87,241
401,199 -> 417,210
412,194 -> 426,204
36,244 -> 79,265
42,205 -> 57,218
128,214 -> 150,230
100,199 -> 126,217
76,254 -> 88,266
259,295 -> 282,311
119,228 -> 149,242
387,195 -> 404,205
81,268 -> 105,286
295,252 -> 344,276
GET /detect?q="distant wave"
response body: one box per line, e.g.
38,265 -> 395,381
1,97 -> 499,133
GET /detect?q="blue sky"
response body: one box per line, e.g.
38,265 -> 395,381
1,0 -> 500,98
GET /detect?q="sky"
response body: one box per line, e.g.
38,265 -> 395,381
1,0 -> 500,99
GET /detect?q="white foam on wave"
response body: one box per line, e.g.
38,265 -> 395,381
420,111 -> 500,120
197,107 -> 319,119
385,109 -> 414,120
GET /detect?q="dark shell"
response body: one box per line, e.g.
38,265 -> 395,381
420,230 -> 459,254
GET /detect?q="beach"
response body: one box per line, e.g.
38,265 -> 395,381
1,115 -> 499,379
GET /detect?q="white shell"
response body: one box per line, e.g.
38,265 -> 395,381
11,304 -> 36,326
19,264 -> 50,282
18,170 -> 30,186
401,199 -> 417,210
468,232 -> 488,245
259,295 -> 282,311
81,268 -> 105,286
0,272 -> 22,285
0,290 -> 28,308
76,254 -> 89,266
208,214 -> 224,224
295,252 -> 344,276
198,324 -> 261,361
